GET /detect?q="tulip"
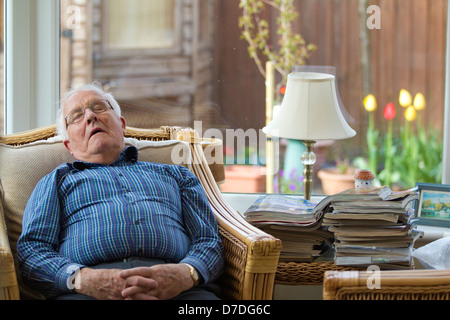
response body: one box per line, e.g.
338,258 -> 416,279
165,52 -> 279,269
402,104 -> 419,188
363,94 -> 378,175
399,89 -> 412,107
404,106 -> 417,122
383,102 -> 396,120
413,92 -> 427,156
363,94 -> 377,112
383,103 -> 396,185
414,93 -> 426,111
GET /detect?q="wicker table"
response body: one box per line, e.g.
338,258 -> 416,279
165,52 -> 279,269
275,261 -> 368,285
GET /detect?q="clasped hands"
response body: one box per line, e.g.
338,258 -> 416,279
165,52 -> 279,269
74,263 -> 194,300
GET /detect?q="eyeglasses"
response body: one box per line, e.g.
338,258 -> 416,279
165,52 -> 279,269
65,99 -> 114,127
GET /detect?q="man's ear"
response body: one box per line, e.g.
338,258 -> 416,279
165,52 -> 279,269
63,140 -> 73,155
121,117 -> 127,135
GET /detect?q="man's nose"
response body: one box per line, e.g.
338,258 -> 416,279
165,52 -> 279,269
84,108 -> 98,124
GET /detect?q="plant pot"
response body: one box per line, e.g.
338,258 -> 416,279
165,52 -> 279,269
220,165 -> 266,193
317,168 -> 355,195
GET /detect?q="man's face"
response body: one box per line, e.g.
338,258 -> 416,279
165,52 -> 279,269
63,89 -> 127,164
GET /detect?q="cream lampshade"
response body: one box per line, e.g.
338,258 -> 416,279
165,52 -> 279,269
263,72 -> 356,199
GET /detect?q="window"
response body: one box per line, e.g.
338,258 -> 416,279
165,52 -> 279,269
4,0 -> 450,197
105,0 -> 176,50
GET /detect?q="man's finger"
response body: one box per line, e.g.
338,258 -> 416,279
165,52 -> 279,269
122,284 -> 154,297
122,278 -> 158,299
119,267 -> 153,279
124,275 -> 157,288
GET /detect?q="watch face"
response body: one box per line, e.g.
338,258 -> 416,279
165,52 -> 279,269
192,269 -> 199,281
184,263 -> 199,285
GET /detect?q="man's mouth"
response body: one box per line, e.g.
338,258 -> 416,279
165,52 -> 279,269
89,128 -> 106,138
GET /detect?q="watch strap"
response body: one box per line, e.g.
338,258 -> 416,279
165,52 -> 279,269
182,263 -> 200,286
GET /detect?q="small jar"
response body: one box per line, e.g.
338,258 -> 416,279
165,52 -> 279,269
354,169 -> 375,188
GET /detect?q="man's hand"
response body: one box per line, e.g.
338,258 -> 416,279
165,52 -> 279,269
119,263 -> 194,300
74,268 -> 126,300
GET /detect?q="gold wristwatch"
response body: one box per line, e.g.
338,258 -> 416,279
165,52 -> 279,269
182,263 -> 200,286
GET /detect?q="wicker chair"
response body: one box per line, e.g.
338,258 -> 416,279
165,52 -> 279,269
0,124 -> 281,300
323,269 -> 450,300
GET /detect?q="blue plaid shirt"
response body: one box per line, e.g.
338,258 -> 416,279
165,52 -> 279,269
17,146 -> 224,298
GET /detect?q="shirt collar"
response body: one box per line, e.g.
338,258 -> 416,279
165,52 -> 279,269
72,146 -> 138,171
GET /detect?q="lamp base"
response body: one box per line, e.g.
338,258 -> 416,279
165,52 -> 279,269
301,140 -> 316,200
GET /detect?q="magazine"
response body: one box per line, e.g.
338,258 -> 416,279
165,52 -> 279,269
244,186 -> 403,225
244,194 -> 320,224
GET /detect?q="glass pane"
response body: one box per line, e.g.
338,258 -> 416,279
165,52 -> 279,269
106,0 -> 175,50
216,0 -> 447,195
59,0 -> 448,196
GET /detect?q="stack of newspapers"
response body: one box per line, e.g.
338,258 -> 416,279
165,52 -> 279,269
244,194 -> 334,262
322,186 -> 422,269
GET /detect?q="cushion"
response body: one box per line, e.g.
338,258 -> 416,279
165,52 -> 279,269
0,136 -> 191,257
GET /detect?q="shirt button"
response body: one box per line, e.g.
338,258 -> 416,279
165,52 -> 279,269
134,220 -> 140,225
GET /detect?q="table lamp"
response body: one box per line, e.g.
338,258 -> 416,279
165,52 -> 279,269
263,72 -> 356,200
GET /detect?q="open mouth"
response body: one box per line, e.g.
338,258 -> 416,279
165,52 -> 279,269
89,128 -> 106,138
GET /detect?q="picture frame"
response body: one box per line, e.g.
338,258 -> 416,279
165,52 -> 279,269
414,182 -> 450,227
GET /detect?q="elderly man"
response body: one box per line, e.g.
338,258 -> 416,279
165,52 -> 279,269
17,83 -> 224,300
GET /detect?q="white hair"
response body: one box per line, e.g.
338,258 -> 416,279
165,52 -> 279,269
57,82 -> 122,140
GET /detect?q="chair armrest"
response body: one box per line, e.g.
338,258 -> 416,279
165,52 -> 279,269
0,206 -> 20,300
323,269 -> 450,300
176,129 -> 282,300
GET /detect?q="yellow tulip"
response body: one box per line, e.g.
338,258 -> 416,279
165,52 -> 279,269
399,89 -> 412,107
404,105 -> 417,122
413,92 -> 426,111
364,94 -> 377,112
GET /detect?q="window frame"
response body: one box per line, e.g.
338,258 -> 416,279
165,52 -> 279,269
4,0 -> 59,134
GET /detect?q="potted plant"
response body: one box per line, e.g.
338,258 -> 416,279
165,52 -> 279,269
318,159 -> 356,195
220,145 -> 267,193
